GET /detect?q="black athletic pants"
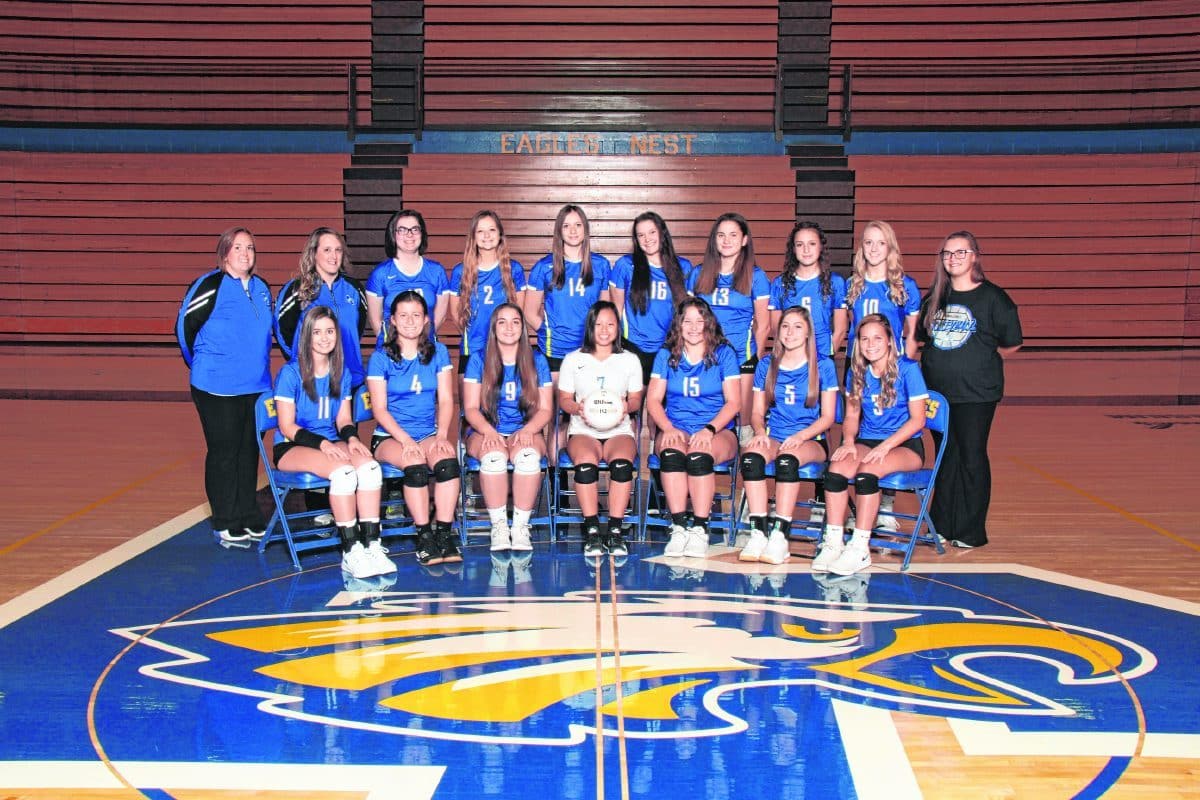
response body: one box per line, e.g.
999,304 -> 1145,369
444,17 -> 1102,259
929,400 -> 997,548
191,387 -> 266,532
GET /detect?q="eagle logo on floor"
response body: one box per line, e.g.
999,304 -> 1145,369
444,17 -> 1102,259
112,586 -> 1153,745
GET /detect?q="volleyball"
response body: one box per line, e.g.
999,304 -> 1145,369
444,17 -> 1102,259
582,389 -> 623,432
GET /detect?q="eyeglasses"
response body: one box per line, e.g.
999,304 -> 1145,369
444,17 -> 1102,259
940,249 -> 974,261
394,225 -> 422,237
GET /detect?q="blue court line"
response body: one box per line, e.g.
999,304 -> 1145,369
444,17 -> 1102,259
1071,756 -> 1133,800
139,790 -> 178,800
2,126 -> 1197,155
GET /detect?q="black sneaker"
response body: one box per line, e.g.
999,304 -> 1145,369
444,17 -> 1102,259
604,530 -> 629,557
415,530 -> 443,566
439,526 -> 463,563
583,526 -> 607,557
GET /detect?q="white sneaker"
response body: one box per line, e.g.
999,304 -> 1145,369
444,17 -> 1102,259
313,512 -> 334,527
365,540 -> 397,575
341,542 -> 375,579
683,526 -> 709,559
663,524 -> 689,557
489,521 -> 512,551
216,528 -> 251,543
811,532 -> 845,572
739,530 -> 767,562
808,505 -> 825,524
829,542 -> 871,576
877,497 -> 899,532
509,522 -> 533,551
759,530 -> 790,565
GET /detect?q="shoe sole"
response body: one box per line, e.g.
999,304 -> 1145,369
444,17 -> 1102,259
829,560 -> 870,577
738,551 -> 762,562
441,553 -> 463,563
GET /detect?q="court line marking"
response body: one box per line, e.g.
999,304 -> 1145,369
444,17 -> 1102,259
1010,455 -> 1199,553
591,556 -> 605,800
0,500 -> 212,631
608,556 -> 631,800
832,700 -> 923,800
0,455 -> 193,558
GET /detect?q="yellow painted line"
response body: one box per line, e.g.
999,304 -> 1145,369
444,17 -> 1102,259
0,455 -> 194,558
1010,456 -> 1199,553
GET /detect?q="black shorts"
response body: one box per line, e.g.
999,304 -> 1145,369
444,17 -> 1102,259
273,440 -> 305,464
858,436 -> 925,461
622,339 -> 659,386
740,355 -> 759,375
456,355 -> 468,374
546,354 -> 564,372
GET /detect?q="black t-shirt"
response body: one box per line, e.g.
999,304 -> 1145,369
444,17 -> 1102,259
918,281 -> 1022,403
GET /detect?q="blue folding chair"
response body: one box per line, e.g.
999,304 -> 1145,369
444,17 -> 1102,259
870,390 -> 950,570
460,423 -> 557,543
553,409 -> 642,539
352,387 -> 417,537
253,391 -> 339,571
639,429 -> 740,545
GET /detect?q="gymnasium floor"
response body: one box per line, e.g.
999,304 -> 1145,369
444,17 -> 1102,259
1,347 -> 1198,799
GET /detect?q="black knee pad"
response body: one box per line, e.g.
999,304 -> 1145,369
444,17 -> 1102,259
740,452 -> 766,481
775,453 -> 801,483
823,471 -> 849,493
403,464 -> 430,488
608,458 -> 634,483
659,448 -> 686,473
574,462 -> 599,485
854,472 -> 880,495
686,452 -> 714,477
433,458 -> 460,483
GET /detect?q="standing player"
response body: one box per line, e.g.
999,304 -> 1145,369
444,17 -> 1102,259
608,211 -> 692,386
366,209 -> 451,349
645,297 -> 741,558
687,212 -> 770,443
273,306 -> 390,579
768,221 -> 848,361
918,231 -> 1022,549
557,301 -> 644,557
368,291 -> 461,567
524,204 -> 611,374
739,307 -> 838,564
463,303 -> 553,551
449,210 -> 526,385
819,314 -> 928,576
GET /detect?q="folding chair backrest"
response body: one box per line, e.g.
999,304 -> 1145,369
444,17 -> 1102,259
353,385 -> 374,424
255,391 -> 279,436
924,391 -> 949,435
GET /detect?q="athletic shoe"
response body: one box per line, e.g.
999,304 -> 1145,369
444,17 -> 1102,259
440,529 -> 463,564
415,531 -> 443,566
759,530 -> 790,565
682,526 -> 709,559
365,540 -> 397,575
341,542 -> 375,580
663,524 -> 689,557
243,526 -> 267,541
952,538 -> 980,549
829,542 -> 871,576
738,530 -> 768,562
808,505 -> 825,524
811,533 -> 845,573
216,528 -> 251,544
605,530 -> 629,557
312,513 -> 334,527
583,526 -> 607,557
876,497 -> 899,532
489,521 -> 512,552
216,537 -> 251,551
509,522 -> 533,552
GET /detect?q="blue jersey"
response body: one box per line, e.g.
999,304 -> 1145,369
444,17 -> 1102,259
463,350 -> 553,435
609,255 -> 695,352
686,267 -> 771,362
365,258 -> 451,348
753,355 -> 839,441
448,260 -> 527,360
526,253 -> 612,358
768,272 -> 847,359
275,275 -> 368,388
852,357 -> 928,441
176,270 -> 274,396
272,361 -> 352,446
651,344 -> 741,435
847,276 -> 921,353
366,343 -> 453,441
